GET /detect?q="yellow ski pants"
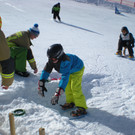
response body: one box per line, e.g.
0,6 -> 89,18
65,66 -> 88,109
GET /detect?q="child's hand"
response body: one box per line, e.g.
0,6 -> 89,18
34,68 -> 38,73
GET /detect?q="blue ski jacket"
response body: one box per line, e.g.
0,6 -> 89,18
40,53 -> 84,91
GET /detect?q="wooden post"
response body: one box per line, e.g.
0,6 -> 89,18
39,127 -> 45,135
9,113 -> 16,135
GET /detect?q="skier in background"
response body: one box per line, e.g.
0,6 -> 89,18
6,24 -> 39,77
52,2 -> 61,22
115,6 -> 121,14
116,26 -> 134,58
0,16 -> 14,89
38,44 -> 87,117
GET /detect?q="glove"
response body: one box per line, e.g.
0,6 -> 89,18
51,88 -> 64,105
34,68 -> 38,74
38,80 -> 47,97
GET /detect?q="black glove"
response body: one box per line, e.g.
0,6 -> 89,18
51,88 -> 64,105
38,80 -> 47,97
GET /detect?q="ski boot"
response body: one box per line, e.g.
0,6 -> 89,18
70,107 -> 87,117
129,55 -> 134,58
60,103 -> 75,110
116,50 -> 122,56
15,71 -> 30,77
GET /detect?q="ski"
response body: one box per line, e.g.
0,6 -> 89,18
59,105 -> 88,120
115,54 -> 135,61
69,114 -> 87,120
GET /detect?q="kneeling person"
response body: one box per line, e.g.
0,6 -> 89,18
0,17 -> 14,89
116,26 -> 134,58
7,24 -> 39,77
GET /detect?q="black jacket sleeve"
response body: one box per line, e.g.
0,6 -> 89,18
130,33 -> 134,47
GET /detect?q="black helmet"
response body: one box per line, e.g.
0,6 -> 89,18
121,26 -> 129,33
47,44 -> 64,59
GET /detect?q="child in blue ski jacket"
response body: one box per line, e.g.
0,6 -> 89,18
38,44 -> 87,117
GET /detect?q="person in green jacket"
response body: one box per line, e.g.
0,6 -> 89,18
7,24 -> 39,77
52,3 -> 61,22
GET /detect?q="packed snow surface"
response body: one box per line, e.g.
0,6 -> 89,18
0,0 -> 135,135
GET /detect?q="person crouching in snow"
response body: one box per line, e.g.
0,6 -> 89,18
0,16 -> 14,89
38,44 -> 88,117
6,24 -> 39,77
116,26 -> 134,58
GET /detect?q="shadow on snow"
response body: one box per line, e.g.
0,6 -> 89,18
85,108 -> 135,135
1,72 -> 135,135
57,21 -> 103,36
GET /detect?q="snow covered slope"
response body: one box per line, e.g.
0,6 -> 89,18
0,0 -> 135,135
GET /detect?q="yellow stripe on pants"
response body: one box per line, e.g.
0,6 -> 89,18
65,66 -> 88,109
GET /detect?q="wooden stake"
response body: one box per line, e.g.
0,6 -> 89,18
9,113 -> 16,135
39,127 -> 45,135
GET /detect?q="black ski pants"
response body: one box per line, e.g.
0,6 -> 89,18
53,12 -> 61,21
118,40 -> 134,56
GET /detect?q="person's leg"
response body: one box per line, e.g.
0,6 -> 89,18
116,41 -> 123,55
10,47 -> 27,72
71,67 -> 87,109
65,76 -> 74,104
1,58 -> 14,87
127,45 -> 134,57
118,40 -> 123,51
53,13 -> 56,20
57,14 -> 61,22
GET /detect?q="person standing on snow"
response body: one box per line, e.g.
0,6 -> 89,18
38,44 -> 87,117
52,2 -> 61,22
0,16 -> 14,89
6,24 -> 39,77
116,26 -> 134,58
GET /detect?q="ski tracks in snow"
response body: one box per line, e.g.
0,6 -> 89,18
5,2 -> 25,13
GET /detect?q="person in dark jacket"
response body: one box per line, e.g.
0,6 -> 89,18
38,44 -> 87,117
0,16 -> 14,89
116,26 -> 134,58
52,3 -> 61,22
6,24 -> 40,77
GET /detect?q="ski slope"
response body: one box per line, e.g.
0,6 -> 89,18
0,0 -> 135,135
